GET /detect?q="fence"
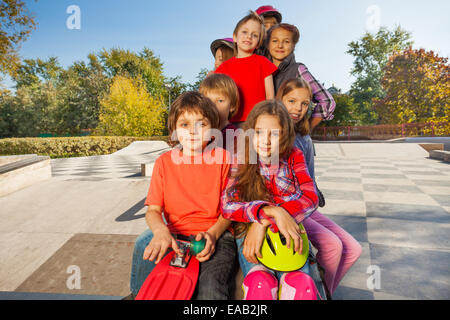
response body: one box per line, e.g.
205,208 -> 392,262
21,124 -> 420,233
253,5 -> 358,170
311,121 -> 450,141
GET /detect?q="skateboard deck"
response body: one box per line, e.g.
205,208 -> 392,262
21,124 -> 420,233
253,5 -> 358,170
135,250 -> 200,300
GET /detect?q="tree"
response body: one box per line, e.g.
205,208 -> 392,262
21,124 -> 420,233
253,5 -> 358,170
96,75 -> 166,136
98,47 -> 166,100
347,26 -> 413,124
321,93 -> 360,127
0,0 -> 37,76
374,47 -> 450,124
189,68 -> 209,91
55,56 -> 110,134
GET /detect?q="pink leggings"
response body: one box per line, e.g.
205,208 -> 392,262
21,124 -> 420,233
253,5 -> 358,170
303,210 -> 362,295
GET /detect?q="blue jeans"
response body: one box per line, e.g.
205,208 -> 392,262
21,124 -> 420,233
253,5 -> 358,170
130,229 -> 237,299
235,236 -> 311,281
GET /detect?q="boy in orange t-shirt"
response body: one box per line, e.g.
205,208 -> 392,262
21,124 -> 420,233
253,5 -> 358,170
127,91 -> 236,300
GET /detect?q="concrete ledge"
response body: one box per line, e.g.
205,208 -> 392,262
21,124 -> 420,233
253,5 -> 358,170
141,163 -> 155,177
429,150 -> 450,162
0,155 -> 51,197
0,154 -> 37,166
419,143 -> 444,153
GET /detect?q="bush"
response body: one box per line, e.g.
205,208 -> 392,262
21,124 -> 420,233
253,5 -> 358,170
0,136 -> 168,158
96,75 -> 167,137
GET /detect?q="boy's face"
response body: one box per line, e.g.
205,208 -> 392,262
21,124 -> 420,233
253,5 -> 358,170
233,19 -> 261,54
203,90 -> 233,128
175,110 -> 212,154
263,16 -> 278,31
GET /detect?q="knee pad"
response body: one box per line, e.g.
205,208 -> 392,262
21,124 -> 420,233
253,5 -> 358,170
279,271 -> 318,300
242,267 -> 278,300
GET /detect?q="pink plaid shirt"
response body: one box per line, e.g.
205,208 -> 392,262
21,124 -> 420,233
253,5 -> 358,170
220,148 -> 318,232
298,63 -> 336,121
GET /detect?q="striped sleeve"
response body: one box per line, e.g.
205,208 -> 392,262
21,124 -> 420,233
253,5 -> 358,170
220,176 -> 274,223
298,63 -> 336,121
275,149 -> 318,226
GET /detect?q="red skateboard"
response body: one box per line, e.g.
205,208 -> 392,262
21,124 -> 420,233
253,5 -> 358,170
135,235 -> 206,300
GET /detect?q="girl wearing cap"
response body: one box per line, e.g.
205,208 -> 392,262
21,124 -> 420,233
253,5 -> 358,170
215,11 -> 277,127
255,5 -> 282,31
210,38 -> 234,71
255,5 -> 282,57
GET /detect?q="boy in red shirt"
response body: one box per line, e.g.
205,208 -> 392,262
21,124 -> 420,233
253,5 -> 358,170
127,91 -> 236,300
215,11 -> 277,126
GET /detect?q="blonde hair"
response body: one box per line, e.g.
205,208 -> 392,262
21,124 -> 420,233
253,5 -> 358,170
199,74 -> 240,119
276,78 -> 312,136
233,11 -> 265,56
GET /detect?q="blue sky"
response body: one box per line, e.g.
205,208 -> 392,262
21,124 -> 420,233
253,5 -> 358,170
6,0 -> 450,92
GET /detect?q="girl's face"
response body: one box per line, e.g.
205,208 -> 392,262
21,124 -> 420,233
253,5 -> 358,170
263,16 -> 278,31
203,90 -> 233,129
252,114 -> 282,161
176,110 -> 212,155
234,19 -> 261,55
269,27 -> 294,64
214,48 -> 224,70
282,88 -> 311,123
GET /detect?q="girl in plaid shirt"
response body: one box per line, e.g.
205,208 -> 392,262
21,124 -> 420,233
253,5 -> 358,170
277,78 -> 362,297
221,99 -> 319,299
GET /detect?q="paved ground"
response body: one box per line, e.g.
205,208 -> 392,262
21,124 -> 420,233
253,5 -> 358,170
0,141 -> 449,300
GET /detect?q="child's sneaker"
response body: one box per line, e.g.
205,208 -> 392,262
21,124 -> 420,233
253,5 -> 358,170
242,266 -> 278,300
279,271 -> 319,300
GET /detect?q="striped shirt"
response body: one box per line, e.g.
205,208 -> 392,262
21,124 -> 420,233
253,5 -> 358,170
298,63 -> 336,121
220,148 -> 318,232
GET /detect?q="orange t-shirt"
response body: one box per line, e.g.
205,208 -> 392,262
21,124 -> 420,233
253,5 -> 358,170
145,147 -> 231,236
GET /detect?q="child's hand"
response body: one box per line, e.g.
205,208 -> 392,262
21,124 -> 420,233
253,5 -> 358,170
143,228 -> 179,264
194,232 -> 216,263
243,221 -> 268,264
263,206 -> 304,254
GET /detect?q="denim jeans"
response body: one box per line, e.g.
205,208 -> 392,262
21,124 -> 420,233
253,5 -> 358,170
129,229 -> 237,300
235,236 -> 311,281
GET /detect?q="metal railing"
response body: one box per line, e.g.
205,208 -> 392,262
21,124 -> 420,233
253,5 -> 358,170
311,121 -> 449,141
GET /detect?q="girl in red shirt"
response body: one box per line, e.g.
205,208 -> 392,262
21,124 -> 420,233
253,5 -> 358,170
215,11 -> 277,125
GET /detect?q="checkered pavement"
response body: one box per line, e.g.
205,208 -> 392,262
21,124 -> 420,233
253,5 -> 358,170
314,156 -> 450,300
40,145 -> 450,299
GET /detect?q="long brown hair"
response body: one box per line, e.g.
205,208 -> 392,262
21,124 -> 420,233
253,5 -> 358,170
276,78 -> 312,136
232,99 -> 295,237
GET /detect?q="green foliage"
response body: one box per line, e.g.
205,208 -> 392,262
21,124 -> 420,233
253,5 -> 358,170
0,136 -> 169,158
321,94 -> 360,127
347,26 -> 413,124
0,0 -> 37,76
189,68 -> 209,91
374,47 -> 450,124
0,47 -> 189,138
96,75 -> 167,136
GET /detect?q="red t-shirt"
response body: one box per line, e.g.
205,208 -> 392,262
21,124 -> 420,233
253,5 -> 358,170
215,54 -> 277,122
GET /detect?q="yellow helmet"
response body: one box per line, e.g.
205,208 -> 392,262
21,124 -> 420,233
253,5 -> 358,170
257,224 -> 309,272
